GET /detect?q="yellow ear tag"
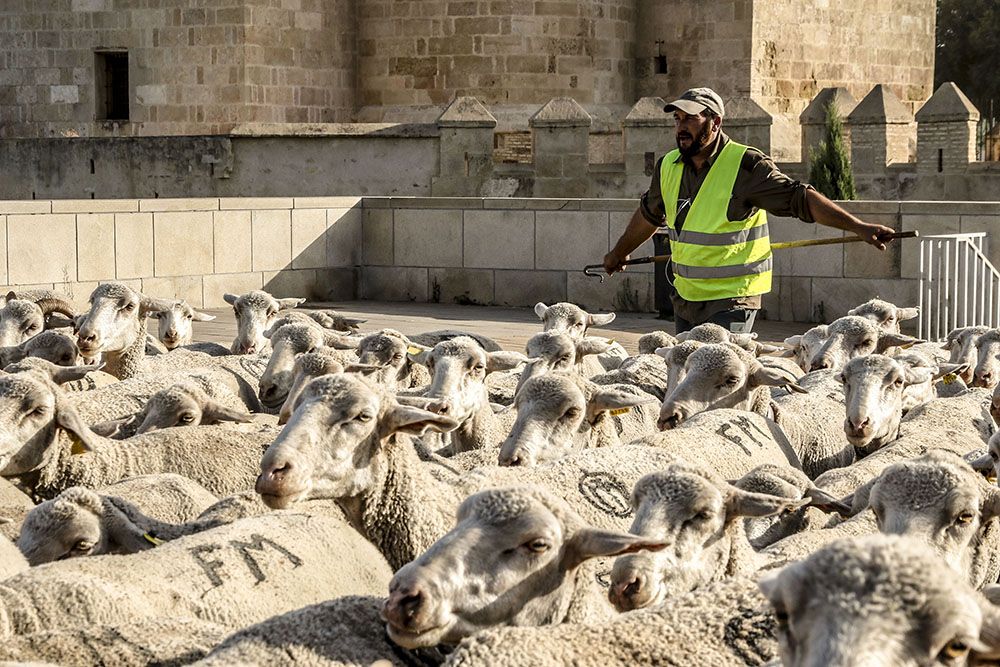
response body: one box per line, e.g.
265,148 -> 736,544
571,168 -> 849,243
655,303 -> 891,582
609,407 -> 631,416
143,533 -> 164,546
942,373 -> 957,385
407,346 -> 423,355
69,434 -> 89,456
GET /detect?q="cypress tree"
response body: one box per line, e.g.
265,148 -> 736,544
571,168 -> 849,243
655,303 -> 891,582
809,101 -> 856,200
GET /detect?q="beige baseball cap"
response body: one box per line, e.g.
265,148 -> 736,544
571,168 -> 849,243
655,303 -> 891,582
663,88 -> 725,117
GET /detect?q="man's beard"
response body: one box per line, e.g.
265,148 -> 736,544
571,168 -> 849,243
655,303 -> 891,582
677,122 -> 713,158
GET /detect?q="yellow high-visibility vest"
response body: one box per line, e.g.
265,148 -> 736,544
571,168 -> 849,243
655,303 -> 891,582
660,140 -> 772,302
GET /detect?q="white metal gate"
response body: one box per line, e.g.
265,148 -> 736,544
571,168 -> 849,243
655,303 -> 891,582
918,232 -> 1000,340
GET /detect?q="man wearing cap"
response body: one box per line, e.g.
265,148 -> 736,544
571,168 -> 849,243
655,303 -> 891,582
603,87 -> 895,335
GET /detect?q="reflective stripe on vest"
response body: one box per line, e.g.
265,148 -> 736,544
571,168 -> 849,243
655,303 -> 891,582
661,140 -> 772,301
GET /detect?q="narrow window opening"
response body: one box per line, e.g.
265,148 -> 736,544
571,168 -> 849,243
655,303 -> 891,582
89,159 -> 95,174
937,148 -> 943,173
95,51 -> 129,122
654,55 -> 668,75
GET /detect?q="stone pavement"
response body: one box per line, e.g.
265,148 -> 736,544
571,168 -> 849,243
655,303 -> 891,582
192,301 -> 812,351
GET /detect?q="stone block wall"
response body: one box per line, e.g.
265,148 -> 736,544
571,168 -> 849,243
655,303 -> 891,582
355,0 -> 636,110
0,196 -> 362,308
0,195 -> 997,324
0,0 -> 356,139
750,0 -> 935,161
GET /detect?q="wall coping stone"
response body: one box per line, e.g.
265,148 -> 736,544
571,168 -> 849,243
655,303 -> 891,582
0,201 -> 51,214
229,123 -> 440,138
848,85 -> 913,125
723,97 -> 773,125
622,97 -> 670,128
437,97 -> 498,128
530,98 -> 592,128
800,87 -> 858,123
915,82 -> 981,122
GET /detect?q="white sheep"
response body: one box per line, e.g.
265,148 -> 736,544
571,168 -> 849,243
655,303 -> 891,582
17,486 -> 276,565
846,298 -> 919,333
607,460 -> 809,612
149,300 -> 216,350
497,373 -> 659,466
74,282 -> 180,379
255,372 -> 685,570
945,325 -> 991,384
807,315 -> 922,372
383,486 -> 666,649
637,330 -> 677,355
973,329 -> 1000,389
257,322 -> 359,411
0,291 -> 76,348
224,290 -> 305,355
533,302 -> 628,372
0,509 -> 392,639
779,324 -> 829,373
760,534 -> 1000,665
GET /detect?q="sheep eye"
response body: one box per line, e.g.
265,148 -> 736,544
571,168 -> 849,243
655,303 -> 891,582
355,412 -> 373,423
694,511 -> 711,522
859,339 -> 874,348
956,512 -> 975,525
185,314 -> 193,321
774,609 -> 789,628
266,309 -> 278,319
940,639 -> 969,660
893,377 -> 904,387
72,540 -> 93,553
991,451 -> 998,461
472,363 -> 485,372
725,376 -> 739,385
121,303 -> 135,312
179,413 -> 195,423
525,539 -> 550,553
391,353 -> 403,362
559,355 -> 571,363
563,407 -> 581,420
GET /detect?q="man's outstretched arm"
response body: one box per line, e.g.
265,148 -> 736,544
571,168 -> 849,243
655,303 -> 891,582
603,208 -> 661,274
806,189 -> 895,251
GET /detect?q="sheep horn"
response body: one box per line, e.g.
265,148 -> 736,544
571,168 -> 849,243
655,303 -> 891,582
36,297 -> 76,318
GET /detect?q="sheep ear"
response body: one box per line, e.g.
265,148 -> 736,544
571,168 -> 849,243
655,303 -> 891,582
586,388 -> 657,421
981,489 -> 1000,524
726,488 -> 810,518
729,332 -> 758,348
55,400 -> 101,454
407,347 -> 432,366
876,332 -> 924,352
276,298 -> 305,310
653,346 -> 672,360
89,416 -> 134,439
754,343 -> 782,356
139,295 -> 178,316
486,351 -> 529,374
101,497 -> 159,553
902,366 -> 935,386
378,404 -> 458,439
533,302 -> 549,320
344,363 -> 382,377
223,293 -> 239,305
588,312 -> 616,327
49,364 -> 103,385
782,335 -> 802,349
748,366 -> 808,394
201,400 -> 253,425
191,311 -> 216,322
343,317 -> 367,328
675,332 -> 690,342
970,452 -> 996,477
803,486 -> 854,516
896,307 -> 919,321
934,363 -> 967,381
848,477 -> 879,515
976,596 -> 1000,660
561,528 -> 666,570
322,332 -> 358,350
575,337 -> 613,360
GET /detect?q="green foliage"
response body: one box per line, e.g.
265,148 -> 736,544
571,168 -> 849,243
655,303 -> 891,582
808,101 -> 856,201
936,0 -> 1000,118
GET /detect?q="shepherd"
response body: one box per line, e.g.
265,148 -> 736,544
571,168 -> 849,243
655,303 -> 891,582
602,87 -> 896,335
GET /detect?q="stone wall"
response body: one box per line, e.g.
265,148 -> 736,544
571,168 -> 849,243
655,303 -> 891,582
0,196 -> 362,308
750,0 -> 935,161
1,195 -> 997,324
0,0 -> 357,139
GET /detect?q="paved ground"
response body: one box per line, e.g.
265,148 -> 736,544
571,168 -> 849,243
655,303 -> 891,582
192,300 -> 812,350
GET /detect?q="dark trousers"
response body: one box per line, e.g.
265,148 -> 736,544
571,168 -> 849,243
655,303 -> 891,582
674,308 -> 758,335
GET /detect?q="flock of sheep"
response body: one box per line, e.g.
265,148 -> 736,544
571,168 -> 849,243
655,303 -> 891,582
1,281 -> 1000,665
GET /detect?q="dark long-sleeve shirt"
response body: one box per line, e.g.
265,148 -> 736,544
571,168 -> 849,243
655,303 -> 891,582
640,131 -> 815,322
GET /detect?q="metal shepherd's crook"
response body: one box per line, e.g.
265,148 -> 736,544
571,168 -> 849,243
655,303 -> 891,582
582,230 -> 920,283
